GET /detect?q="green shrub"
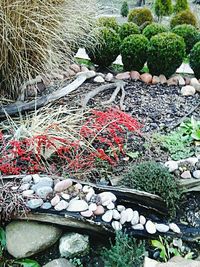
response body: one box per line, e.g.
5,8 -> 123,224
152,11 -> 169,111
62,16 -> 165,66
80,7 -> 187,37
119,22 -> 140,40
147,32 -> 185,77
172,24 -> 199,54
190,41 -> 200,79
87,27 -> 121,67
121,1 -> 129,17
121,161 -> 181,216
139,21 -> 152,32
143,23 -> 168,39
96,17 -> 119,32
128,7 -> 153,26
101,231 -> 145,267
120,34 -> 149,71
174,0 -> 189,14
154,0 -> 173,20
170,10 -> 198,28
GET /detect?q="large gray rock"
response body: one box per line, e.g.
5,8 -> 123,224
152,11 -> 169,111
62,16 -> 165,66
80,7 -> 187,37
6,221 -> 62,258
43,258 -> 74,267
59,233 -> 89,258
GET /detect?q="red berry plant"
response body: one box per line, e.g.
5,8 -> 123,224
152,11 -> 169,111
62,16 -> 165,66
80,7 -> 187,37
0,108 -> 142,176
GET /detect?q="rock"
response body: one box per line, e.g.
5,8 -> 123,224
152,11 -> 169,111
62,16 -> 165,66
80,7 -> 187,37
190,78 -> 200,92
105,73 -> 114,82
27,198 -> 43,209
61,193 -> 70,201
181,170 -> 192,179
89,203 -> 97,212
80,65 -> 89,72
130,70 -> 140,80
159,74 -> 167,84
36,186 -> 53,199
19,183 -> 30,191
117,205 -> 125,212
131,211 -> 139,226
94,76 -> 105,83
22,190 -> 34,198
169,223 -> 181,234
102,210 -> 113,223
140,73 -> 152,84
145,220 -> 156,234
43,258 -> 74,267
139,215 -> 146,225
112,221 -> 122,231
54,200 -> 68,211
69,63 -> 81,73
185,157 -> 198,166
93,205 -> 105,216
112,209 -> 121,220
126,208 -> 134,222
99,192 -> 117,204
59,233 -> 89,258
165,161 -> 179,172
6,221 -> 62,258
132,224 -> 144,230
32,177 -> 53,191
107,202 -> 115,210
54,179 -> 73,192
74,183 -> 82,191
152,75 -> 160,85
120,209 -> 128,225
32,174 -> 41,184
156,223 -> 169,233
116,72 -> 130,80
181,85 -> 196,96
67,200 -> 88,212
41,202 -> 52,210
82,185 -> 93,193
80,210 -> 93,218
85,191 -> 94,202
167,77 -> 178,86
193,170 -> 200,179
22,175 -> 32,183
178,75 -> 185,86
51,195 -> 60,206
185,77 -> 191,85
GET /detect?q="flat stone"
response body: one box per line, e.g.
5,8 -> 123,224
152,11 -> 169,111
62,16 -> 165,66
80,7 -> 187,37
43,258 -> 74,267
27,199 -> 43,209
130,70 -> 140,80
159,74 -> 167,84
93,205 -> 104,216
6,221 -> 62,258
36,186 -> 53,199
165,161 -> 179,172
181,85 -> 196,96
67,200 -> 88,212
132,224 -> 144,230
59,233 -> 89,258
116,72 -> 130,80
105,73 -> 114,82
54,200 -> 68,211
51,195 -> 60,206
102,210 -> 113,223
94,76 -> 105,83
22,190 -> 34,198
181,170 -> 192,179
80,210 -> 93,218
156,223 -> 169,233
111,221 -> 122,231
193,170 -> 200,179
145,220 -> 156,234
54,179 -> 73,192
131,211 -> 139,225
169,223 -> 181,234
140,73 -> 152,84
41,202 -> 52,210
152,75 -> 160,85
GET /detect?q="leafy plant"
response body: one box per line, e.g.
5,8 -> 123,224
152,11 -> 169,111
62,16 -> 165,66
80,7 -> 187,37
101,231 -> 145,267
119,22 -> 140,40
147,32 -> 185,77
170,10 -> 198,28
154,0 -> 173,21
128,7 -> 153,26
180,116 -> 200,141
121,161 -> 182,216
120,34 -> 149,71
142,23 -> 168,40
190,41 -> 200,79
121,1 -> 129,17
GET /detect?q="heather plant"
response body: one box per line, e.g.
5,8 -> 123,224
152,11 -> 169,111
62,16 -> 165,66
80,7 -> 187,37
0,0 -> 96,99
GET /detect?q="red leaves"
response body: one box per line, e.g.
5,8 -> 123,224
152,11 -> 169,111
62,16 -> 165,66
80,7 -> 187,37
0,108 -> 142,175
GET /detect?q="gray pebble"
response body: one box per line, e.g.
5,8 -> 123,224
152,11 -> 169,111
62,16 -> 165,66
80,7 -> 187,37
27,199 -> 43,209
36,186 -> 53,199
41,202 -> 52,210
193,170 -> 200,179
31,178 -> 53,191
22,175 -> 32,183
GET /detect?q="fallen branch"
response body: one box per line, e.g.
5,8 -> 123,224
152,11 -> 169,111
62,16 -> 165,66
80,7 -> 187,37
0,71 -> 96,118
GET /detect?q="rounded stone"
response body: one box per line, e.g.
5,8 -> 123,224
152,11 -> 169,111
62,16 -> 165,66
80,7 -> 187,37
22,175 -> 32,183
155,223 -> 169,233
51,195 -> 60,206
126,208 -> 134,222
112,221 -> 122,231
54,200 -> 68,211
31,177 -> 53,191
112,209 -> 121,220
67,200 -> 88,212
19,183 -> 30,191
181,85 -> 196,96
61,193 -> 70,201
80,210 -> 93,218
107,202 -> 115,210
105,73 -> 114,82
88,203 -> 97,212
139,215 -> 146,225
27,199 -> 43,209
93,205 -> 105,216
120,210 -> 128,225
131,211 -> 139,226
169,223 -> 181,234
102,210 -> 113,223
117,205 -> 125,212
22,190 -> 34,198
132,224 -> 144,230
94,76 -> 105,83
54,179 -> 73,192
181,170 -> 192,179
193,170 -> 200,179
74,183 -> 82,191
165,161 -> 179,173
36,186 -> 53,199
41,202 -> 52,210
145,220 -> 156,234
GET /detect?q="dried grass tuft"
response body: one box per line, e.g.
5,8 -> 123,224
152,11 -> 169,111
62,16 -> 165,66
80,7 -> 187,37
0,0 -> 97,99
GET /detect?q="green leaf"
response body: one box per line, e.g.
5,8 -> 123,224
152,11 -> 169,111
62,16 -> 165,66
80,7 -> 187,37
14,259 -> 41,267
0,228 -> 6,249
126,151 -> 139,159
151,240 -> 165,251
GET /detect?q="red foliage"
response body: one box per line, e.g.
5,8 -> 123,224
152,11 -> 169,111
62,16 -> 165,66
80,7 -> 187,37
0,108 -> 142,175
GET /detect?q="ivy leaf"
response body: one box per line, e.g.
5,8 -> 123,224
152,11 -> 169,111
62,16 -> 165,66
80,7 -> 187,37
14,259 -> 41,267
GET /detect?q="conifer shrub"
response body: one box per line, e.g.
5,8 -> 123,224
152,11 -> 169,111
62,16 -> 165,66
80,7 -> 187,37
154,0 -> 173,20
170,10 -> 198,28
119,22 -> 140,40
120,34 -> 149,71
174,0 -> 189,14
142,23 -> 168,40
147,32 -> 185,77
87,27 -> 121,67
189,41 -> 200,79
121,1 -> 129,17
172,24 -> 200,54
96,17 -> 119,32
121,161 -> 182,216
128,7 -> 153,26
139,21 -> 152,32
